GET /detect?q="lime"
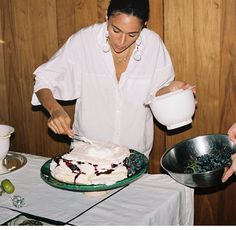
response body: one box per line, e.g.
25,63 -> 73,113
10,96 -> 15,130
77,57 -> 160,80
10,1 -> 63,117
1,179 -> 15,194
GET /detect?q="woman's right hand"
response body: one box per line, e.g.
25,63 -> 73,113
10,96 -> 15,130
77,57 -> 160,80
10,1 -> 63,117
35,88 -> 74,138
48,107 -> 74,137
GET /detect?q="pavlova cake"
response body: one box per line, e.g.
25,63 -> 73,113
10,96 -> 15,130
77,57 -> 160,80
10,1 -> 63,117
50,140 -> 148,186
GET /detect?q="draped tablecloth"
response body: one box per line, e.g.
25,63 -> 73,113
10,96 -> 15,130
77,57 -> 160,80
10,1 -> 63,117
70,174 -> 194,225
0,152 -> 194,225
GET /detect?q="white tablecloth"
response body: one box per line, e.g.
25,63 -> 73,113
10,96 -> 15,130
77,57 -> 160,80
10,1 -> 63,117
0,153 -> 121,223
70,174 -> 194,225
0,152 -> 194,225
0,207 -> 19,224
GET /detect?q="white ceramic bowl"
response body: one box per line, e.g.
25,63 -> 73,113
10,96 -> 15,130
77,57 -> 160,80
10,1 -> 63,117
0,124 -> 14,161
149,89 -> 195,130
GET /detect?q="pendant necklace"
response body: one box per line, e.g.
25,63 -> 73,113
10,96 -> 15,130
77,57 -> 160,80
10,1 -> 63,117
111,46 -> 132,64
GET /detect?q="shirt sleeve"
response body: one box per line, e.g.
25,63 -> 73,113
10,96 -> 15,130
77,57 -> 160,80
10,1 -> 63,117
148,35 -> 175,97
31,33 -> 82,105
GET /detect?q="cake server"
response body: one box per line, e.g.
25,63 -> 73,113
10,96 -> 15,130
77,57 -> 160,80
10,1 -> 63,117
72,134 -> 93,144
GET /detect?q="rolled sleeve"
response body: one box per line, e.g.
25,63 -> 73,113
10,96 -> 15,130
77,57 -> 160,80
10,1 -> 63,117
31,33 -> 82,105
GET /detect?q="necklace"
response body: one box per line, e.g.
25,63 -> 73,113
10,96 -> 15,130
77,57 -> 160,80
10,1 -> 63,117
111,46 -> 132,64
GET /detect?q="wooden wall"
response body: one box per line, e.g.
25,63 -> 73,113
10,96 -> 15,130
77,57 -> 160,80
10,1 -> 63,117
164,0 -> 236,225
0,0 -> 236,225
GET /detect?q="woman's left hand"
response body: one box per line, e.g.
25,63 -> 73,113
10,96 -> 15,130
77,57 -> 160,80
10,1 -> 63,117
156,80 -> 196,96
222,153 -> 236,183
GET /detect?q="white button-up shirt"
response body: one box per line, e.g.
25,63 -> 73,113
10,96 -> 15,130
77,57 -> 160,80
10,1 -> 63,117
31,23 -> 175,157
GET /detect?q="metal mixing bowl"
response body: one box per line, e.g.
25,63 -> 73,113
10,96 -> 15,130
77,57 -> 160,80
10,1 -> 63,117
160,134 -> 236,188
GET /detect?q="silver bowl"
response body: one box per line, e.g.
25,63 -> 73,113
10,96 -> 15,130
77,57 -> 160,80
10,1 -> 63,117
160,134 -> 236,188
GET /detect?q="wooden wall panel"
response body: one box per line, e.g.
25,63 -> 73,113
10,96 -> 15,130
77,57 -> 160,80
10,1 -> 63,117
147,0 -> 165,173
1,0 -> 236,225
74,0 -> 99,28
0,1 -> 9,124
220,0 -> 236,133
0,0 -> 111,157
164,0 -> 222,147
164,0 -> 236,225
211,0 -> 236,225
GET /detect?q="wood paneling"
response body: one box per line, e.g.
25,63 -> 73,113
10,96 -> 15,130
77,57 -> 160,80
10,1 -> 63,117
220,0 -> 236,223
0,0 -> 111,157
148,0 -> 165,174
164,0 -> 236,225
164,0 -> 222,146
0,1 -> 9,124
1,0 -> 236,225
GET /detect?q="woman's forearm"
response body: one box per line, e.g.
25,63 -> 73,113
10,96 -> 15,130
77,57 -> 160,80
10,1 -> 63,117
36,88 -> 62,115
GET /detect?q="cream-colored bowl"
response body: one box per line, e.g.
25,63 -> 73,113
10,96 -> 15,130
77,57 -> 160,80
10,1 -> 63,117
0,124 -> 14,161
149,89 -> 195,130
0,125 -> 14,173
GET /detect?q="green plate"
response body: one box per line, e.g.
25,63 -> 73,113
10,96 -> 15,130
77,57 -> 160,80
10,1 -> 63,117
40,152 -> 147,192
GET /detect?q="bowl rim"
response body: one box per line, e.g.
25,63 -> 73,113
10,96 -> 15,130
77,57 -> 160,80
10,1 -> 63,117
0,125 -> 14,138
160,133 -> 235,175
151,88 -> 193,103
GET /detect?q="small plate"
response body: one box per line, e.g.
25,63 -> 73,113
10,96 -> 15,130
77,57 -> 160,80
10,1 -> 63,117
40,154 -> 147,192
0,152 -> 27,175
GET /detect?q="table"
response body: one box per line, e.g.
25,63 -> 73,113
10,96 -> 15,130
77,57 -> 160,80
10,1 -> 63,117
0,152 -> 194,226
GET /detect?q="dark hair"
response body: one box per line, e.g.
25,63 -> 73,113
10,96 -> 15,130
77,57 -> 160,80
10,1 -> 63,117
107,0 -> 149,24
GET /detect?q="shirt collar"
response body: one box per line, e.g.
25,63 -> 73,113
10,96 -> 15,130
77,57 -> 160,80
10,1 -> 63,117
97,22 -> 107,49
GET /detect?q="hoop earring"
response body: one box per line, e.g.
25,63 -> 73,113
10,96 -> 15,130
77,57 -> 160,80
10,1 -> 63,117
133,37 -> 142,61
103,30 -> 110,53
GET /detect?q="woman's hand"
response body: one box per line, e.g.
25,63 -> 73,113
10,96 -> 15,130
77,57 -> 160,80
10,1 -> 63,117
156,80 -> 196,96
227,123 -> 236,143
48,107 -> 73,137
222,123 -> 236,183
222,153 -> 236,183
36,88 -> 74,138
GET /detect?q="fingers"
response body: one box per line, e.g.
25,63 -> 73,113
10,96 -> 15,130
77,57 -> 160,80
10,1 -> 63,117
168,81 -> 196,92
227,123 -> 236,143
48,108 -> 73,137
228,130 -> 236,144
168,81 -> 188,92
176,81 -> 197,100
222,154 -> 236,183
48,116 -> 72,135
156,81 -> 196,96
180,82 -> 191,90
222,166 -> 234,183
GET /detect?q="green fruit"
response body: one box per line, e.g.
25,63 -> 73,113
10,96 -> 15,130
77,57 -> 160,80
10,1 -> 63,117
1,179 -> 15,194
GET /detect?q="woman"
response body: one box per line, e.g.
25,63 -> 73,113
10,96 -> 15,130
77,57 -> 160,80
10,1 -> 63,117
31,0 -> 193,157
222,123 -> 236,182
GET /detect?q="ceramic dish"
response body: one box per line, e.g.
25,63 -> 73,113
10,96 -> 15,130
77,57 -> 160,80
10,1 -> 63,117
148,88 -> 195,130
0,152 -> 27,175
40,158 -> 147,192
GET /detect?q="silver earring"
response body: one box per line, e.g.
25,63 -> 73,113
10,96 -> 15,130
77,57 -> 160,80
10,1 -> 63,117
103,30 -> 110,53
133,37 -> 142,61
